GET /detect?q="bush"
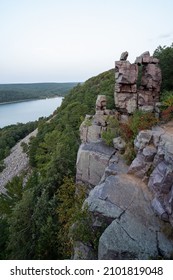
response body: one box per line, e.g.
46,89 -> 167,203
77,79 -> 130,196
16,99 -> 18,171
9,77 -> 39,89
128,110 -> 158,139
161,91 -> 173,107
101,129 -> 116,146
161,106 -> 173,122
101,115 -> 120,146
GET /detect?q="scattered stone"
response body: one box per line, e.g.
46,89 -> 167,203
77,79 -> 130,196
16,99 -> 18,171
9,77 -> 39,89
0,129 -> 38,193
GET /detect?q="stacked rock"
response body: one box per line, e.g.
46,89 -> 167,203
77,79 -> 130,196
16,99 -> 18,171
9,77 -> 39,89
114,51 -> 138,114
136,51 -> 162,111
114,51 -> 162,114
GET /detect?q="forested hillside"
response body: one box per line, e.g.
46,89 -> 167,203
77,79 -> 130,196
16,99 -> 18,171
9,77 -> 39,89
0,82 -> 77,103
0,69 -> 115,259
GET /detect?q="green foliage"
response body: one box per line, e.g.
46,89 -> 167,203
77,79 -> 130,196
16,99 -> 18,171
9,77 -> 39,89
7,189 -> 35,259
20,141 -> 29,153
101,129 -> 115,146
6,177 -> 60,260
83,118 -> 92,126
153,43 -> 173,91
71,204 -> 107,255
56,177 -> 86,258
120,111 -> 157,163
0,83 -> 77,104
0,176 -> 24,216
0,68 -> 115,259
125,110 -> 158,140
161,91 -> 173,107
123,141 -> 136,164
161,106 -> 173,122
0,218 -> 9,259
101,115 -> 120,146
0,160 -> 5,172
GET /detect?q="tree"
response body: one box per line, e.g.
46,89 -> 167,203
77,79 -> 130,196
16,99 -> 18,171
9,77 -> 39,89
153,43 -> 173,91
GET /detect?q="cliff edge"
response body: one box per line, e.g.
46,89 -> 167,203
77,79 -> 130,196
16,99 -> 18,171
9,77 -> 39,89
74,52 -> 173,260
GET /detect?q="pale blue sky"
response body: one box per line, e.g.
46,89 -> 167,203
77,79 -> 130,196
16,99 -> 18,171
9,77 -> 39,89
0,0 -> 173,83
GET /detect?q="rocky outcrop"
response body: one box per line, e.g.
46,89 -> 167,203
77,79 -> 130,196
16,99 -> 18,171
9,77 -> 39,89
0,129 -> 38,193
74,52 -> 173,260
128,121 -> 173,227
86,174 -> 173,259
114,51 -> 162,114
76,142 -> 116,188
76,107 -> 173,259
77,95 -> 117,188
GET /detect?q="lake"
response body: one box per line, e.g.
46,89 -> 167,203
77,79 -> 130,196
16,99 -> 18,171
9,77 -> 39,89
0,97 -> 63,128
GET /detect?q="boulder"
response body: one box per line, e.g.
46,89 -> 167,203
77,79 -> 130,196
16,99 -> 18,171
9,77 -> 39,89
73,241 -> 96,260
114,92 -> 137,113
148,161 -> 173,194
164,142 -> 173,165
120,51 -> 128,61
134,130 -> 152,150
96,95 -> 107,110
86,174 -> 154,222
151,197 -> 169,221
128,154 -> 152,179
84,173 -> 173,259
140,64 -> 162,91
98,213 -> 173,260
142,145 -> 157,162
115,61 -> 138,85
113,137 -> 126,151
135,51 -> 150,65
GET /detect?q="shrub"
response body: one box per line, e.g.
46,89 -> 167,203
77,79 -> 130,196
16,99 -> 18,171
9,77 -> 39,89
123,141 -> 136,165
101,129 -> 116,146
101,115 -> 120,146
161,91 -> 173,107
161,106 -> 173,122
129,110 -> 158,138
56,177 -> 86,258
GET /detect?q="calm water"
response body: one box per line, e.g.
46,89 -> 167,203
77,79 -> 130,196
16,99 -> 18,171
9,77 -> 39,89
0,97 -> 63,128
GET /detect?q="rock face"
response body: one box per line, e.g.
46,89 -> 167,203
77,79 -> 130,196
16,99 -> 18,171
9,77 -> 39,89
74,52 -> 173,260
128,121 -> 173,227
114,51 -> 162,114
114,60 -> 138,114
76,142 -> 115,188
76,113 -> 173,259
86,174 -> 173,259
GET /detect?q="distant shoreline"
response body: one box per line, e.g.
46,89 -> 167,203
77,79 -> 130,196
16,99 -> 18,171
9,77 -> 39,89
0,95 -> 63,105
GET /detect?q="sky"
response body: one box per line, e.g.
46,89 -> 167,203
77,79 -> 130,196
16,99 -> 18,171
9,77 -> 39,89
0,0 -> 173,84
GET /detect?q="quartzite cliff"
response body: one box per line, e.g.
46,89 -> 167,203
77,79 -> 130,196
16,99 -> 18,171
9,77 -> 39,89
75,52 -> 173,260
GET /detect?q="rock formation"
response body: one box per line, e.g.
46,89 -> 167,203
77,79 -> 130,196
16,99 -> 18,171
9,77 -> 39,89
128,122 -> 173,227
74,52 -> 173,260
114,51 -> 162,114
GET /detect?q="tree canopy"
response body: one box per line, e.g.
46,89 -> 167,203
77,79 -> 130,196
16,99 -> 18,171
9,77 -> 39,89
153,43 -> 173,91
